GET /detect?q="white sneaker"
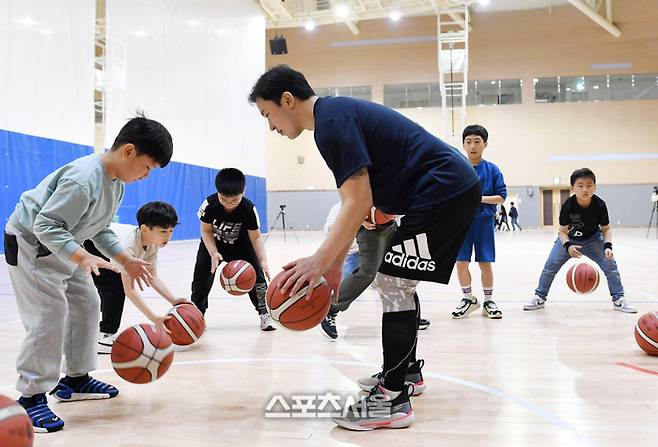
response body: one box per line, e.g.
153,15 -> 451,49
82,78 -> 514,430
612,298 -> 637,313
97,332 -> 115,354
523,296 -> 546,311
260,314 -> 276,331
451,297 -> 480,319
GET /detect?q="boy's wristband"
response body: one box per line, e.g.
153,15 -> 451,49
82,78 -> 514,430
563,241 -> 573,253
604,242 -> 613,250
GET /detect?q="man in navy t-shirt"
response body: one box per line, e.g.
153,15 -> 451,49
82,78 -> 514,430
249,65 -> 480,430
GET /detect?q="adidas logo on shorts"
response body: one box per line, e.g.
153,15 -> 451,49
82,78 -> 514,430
383,233 -> 436,272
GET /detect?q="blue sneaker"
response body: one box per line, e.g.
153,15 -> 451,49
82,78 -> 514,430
18,394 -> 64,433
50,375 -> 119,402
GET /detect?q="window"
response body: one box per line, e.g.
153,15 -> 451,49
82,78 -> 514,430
534,73 -> 658,103
315,85 -> 372,101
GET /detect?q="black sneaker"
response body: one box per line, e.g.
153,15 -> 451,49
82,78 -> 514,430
331,384 -> 414,430
320,311 -> 337,340
357,359 -> 426,396
418,318 -> 430,330
18,393 -> 64,433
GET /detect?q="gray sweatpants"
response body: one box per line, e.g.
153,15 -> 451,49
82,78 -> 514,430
5,224 -> 99,397
331,222 -> 397,313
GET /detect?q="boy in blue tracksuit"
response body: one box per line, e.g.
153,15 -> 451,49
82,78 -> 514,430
451,125 -> 507,319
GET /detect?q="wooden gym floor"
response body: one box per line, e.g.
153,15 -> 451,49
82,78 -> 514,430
1,228 -> 657,447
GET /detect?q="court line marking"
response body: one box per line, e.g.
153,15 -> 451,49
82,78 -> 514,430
2,357 -> 593,444
616,362 -> 658,376
636,290 -> 658,302
0,319 -> 19,327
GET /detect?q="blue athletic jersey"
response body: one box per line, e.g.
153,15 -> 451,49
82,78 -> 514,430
313,97 -> 479,214
472,159 -> 507,219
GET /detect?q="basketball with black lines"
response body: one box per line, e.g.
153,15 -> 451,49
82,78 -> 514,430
565,262 -> 600,294
634,312 -> 658,356
164,304 -> 205,346
0,394 -> 32,447
111,324 -> 175,384
219,260 -> 257,295
266,270 -> 331,330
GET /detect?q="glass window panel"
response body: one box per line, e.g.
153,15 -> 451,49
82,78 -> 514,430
383,84 -> 407,108
609,74 -> 634,101
584,75 -> 609,102
405,83 -> 431,108
632,74 -> 658,100
499,79 -> 522,104
349,86 -> 372,101
534,77 -> 558,103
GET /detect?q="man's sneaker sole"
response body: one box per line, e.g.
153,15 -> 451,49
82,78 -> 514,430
613,305 -> 637,313
332,410 -> 415,431
451,301 -> 480,319
523,304 -> 545,311
358,380 -> 425,396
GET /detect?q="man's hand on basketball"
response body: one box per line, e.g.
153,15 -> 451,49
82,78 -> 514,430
568,245 -> 583,258
604,248 -> 613,260
280,256 -> 324,299
362,220 -> 376,230
122,256 -> 153,290
210,252 -> 223,274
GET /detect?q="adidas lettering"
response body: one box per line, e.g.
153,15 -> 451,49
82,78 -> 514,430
384,252 -> 436,271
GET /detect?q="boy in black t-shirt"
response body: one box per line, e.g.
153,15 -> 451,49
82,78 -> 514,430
525,168 -> 636,313
190,168 -> 275,331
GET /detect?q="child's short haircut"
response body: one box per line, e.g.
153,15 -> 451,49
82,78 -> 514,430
462,124 -> 488,143
136,201 -> 179,228
248,65 -> 315,105
110,114 -> 173,168
215,168 -> 246,196
570,168 -> 596,186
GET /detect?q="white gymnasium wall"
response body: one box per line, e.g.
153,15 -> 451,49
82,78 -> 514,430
0,0 -> 95,145
104,0 -> 266,177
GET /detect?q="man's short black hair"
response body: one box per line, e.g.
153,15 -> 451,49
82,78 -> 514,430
111,113 -> 173,167
136,201 -> 178,228
462,124 -> 489,143
511,202 -> 515,205
570,168 -> 596,186
248,65 -> 315,105
215,168 -> 246,196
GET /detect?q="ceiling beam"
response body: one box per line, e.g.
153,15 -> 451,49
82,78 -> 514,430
567,0 -> 620,37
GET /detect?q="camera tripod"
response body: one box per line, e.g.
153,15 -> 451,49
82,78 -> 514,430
265,205 -> 299,243
647,198 -> 658,239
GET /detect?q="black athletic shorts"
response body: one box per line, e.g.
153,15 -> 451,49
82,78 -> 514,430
378,182 -> 481,284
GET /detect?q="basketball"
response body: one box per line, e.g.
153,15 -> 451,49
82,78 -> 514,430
365,207 -> 395,225
634,312 -> 658,356
111,324 -> 175,384
220,260 -> 257,295
566,262 -> 600,294
0,395 -> 32,447
266,270 -> 332,330
164,304 -> 206,346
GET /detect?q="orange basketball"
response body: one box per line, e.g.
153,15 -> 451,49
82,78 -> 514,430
111,324 -> 175,384
164,304 -> 206,346
0,395 -> 32,447
266,270 -> 331,330
634,312 -> 658,356
566,262 -> 600,294
365,207 -> 395,225
220,260 -> 257,295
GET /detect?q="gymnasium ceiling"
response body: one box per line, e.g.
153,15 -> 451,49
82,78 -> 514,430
256,0 -> 619,37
